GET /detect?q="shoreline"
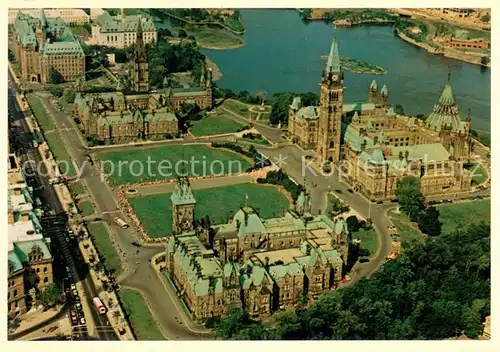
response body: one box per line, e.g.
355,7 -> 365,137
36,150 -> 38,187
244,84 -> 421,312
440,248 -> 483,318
204,56 -> 222,81
395,29 -> 491,68
197,39 -> 245,51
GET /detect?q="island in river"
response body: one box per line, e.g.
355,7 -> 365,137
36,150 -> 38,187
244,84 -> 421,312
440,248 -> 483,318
321,55 -> 387,75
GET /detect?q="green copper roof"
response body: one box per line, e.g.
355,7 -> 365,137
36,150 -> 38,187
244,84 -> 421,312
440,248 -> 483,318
14,239 -> 53,262
352,111 -> 360,123
42,41 -> 85,56
39,9 -> 47,27
170,178 -> 196,205
379,128 -> 387,144
8,250 -> 24,273
326,38 -> 341,73
290,96 -> 301,110
296,191 -> 306,207
343,103 -> 375,114
268,262 -> 303,280
239,261 -> 272,289
425,83 -> 461,132
370,79 -> 377,90
370,147 -> 386,164
390,143 -> 450,162
334,218 -> 348,235
367,119 -> 374,131
296,106 -> 318,121
380,84 -> 388,96
233,207 -> 267,236
96,12 -> 156,33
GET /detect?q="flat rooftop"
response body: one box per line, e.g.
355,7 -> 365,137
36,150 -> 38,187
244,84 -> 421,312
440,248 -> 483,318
254,247 -> 304,265
8,220 -> 42,246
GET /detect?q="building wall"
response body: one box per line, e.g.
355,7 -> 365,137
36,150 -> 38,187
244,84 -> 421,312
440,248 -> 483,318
91,26 -> 157,49
8,270 -> 27,318
9,8 -> 90,25
29,260 -> 54,290
41,54 -> 86,83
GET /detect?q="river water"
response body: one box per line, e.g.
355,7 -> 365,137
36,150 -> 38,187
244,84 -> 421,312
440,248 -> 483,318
200,9 -> 491,132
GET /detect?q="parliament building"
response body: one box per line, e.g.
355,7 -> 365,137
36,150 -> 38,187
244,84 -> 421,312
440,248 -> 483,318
163,178 -> 349,320
288,39 -> 473,201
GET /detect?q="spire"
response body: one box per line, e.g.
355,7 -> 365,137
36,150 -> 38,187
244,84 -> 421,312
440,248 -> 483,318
39,9 -> 47,28
370,79 -> 377,91
326,38 -> 341,73
134,15 -> 146,59
380,84 -> 388,96
425,73 -> 461,132
352,111 -> 359,123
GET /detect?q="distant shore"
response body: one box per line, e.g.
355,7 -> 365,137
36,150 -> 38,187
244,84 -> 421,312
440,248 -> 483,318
205,56 -> 222,81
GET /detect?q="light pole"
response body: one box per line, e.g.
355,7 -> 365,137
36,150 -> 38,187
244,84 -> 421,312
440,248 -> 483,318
368,200 -> 372,222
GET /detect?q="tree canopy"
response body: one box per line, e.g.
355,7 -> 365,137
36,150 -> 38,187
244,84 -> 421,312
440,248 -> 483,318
214,222 -> 490,340
418,206 -> 442,236
269,92 -> 319,125
395,176 -> 425,221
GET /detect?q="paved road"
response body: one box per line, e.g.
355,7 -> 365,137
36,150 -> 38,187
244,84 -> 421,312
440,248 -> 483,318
8,84 -> 117,341
24,87 -> 210,339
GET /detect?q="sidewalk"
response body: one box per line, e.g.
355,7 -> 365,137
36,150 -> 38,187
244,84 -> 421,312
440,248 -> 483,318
98,288 -> 135,340
9,305 -> 64,337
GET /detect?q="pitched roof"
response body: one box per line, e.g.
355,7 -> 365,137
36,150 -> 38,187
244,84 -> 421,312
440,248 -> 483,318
425,83 -> 462,132
380,84 -> 388,96
370,79 -> 377,90
233,207 -> 267,236
326,38 -> 341,73
170,178 -> 196,205
390,143 -> 450,162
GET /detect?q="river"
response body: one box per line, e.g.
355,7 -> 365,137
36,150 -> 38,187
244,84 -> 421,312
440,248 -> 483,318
201,9 -> 491,132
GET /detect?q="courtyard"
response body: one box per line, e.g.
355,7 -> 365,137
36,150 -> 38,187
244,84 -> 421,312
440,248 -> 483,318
190,112 -> 245,137
128,182 -> 291,238
96,144 -> 252,186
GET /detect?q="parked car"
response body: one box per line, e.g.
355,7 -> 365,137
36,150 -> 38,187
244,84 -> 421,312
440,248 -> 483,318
79,317 -> 86,325
359,257 -> 370,263
72,289 -> 79,297
347,189 -> 354,193
70,310 -> 76,318
75,302 -> 82,311
71,316 -> 78,326
334,189 -> 342,194
70,284 -> 76,290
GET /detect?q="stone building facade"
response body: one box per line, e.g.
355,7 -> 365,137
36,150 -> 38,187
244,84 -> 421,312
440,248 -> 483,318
89,10 -> 157,49
165,178 -> 347,321
75,21 -> 212,142
288,39 -> 473,201
12,10 -> 85,83
8,153 -> 53,318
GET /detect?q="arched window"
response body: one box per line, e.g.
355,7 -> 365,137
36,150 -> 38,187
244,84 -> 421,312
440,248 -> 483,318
36,268 -> 40,273
13,289 -> 17,297
44,277 -> 49,283
43,267 -> 47,273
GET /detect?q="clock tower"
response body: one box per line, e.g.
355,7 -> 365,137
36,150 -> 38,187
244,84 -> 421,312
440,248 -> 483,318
317,38 -> 344,164
170,177 -> 196,234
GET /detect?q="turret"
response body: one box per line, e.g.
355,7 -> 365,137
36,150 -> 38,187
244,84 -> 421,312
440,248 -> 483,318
368,79 -> 378,104
380,84 -> 389,107
322,38 -> 343,85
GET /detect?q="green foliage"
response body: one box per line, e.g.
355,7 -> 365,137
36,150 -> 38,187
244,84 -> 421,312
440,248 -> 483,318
8,49 -> 16,62
217,222 -> 490,340
395,176 -> 425,221
417,206 -> 442,236
269,91 -> 319,125
395,19 -> 428,42
47,85 -> 64,97
36,283 -> 61,308
257,170 -> 305,201
481,13 -> 490,23
394,104 -> 405,115
301,9 -> 312,19
346,215 -> 361,233
49,68 -> 64,84
63,89 -> 76,103
480,56 -> 490,66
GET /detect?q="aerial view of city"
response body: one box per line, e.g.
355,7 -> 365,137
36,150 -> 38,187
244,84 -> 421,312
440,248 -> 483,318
7,7 -> 491,342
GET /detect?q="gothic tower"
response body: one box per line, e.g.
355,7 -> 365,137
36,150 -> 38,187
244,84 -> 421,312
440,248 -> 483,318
368,79 -> 378,104
170,177 -> 196,234
316,38 -> 344,164
35,9 -> 48,46
380,84 -> 389,107
131,16 -> 150,93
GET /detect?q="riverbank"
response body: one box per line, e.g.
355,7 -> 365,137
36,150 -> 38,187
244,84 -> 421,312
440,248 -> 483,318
187,25 -> 245,50
205,56 -> 222,81
396,29 -> 491,68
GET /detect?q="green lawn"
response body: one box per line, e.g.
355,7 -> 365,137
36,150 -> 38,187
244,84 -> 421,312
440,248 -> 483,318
44,133 -> 77,177
69,181 -> 86,196
351,228 -> 377,256
119,289 -> 165,340
389,210 -> 424,245
27,95 -> 54,131
190,113 -> 245,136
129,183 -> 290,238
241,136 -> 271,145
87,222 -> 122,276
77,200 -> 94,216
96,144 -> 252,185
438,199 -> 490,235
11,62 -> 20,78
470,162 -> 488,186
223,99 -> 251,116
186,26 -> 244,49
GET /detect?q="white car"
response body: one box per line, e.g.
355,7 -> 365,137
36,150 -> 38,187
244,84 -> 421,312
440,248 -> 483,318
72,289 -> 79,297
79,317 -> 86,325
70,284 -> 76,290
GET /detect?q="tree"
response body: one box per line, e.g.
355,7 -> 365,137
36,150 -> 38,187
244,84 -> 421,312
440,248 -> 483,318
480,56 -> 490,66
394,104 -> 405,115
215,307 -> 251,338
481,13 -> 490,23
302,9 -> 312,19
346,215 -> 361,233
36,283 -> 61,308
417,206 -> 442,236
178,29 -> 188,38
63,89 -> 76,103
395,176 -> 425,221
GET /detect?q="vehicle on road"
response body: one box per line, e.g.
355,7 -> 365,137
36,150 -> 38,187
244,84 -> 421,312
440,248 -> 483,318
347,189 -> 354,193
72,289 -> 79,297
334,189 -> 342,194
75,302 -> 82,311
70,284 -> 76,290
114,217 -> 129,229
359,257 -> 370,263
71,316 -> 78,326
71,310 -> 76,318
93,297 -> 107,315
79,317 -> 86,325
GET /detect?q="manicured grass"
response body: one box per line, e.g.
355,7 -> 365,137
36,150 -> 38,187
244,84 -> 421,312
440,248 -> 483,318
87,222 -> 122,276
190,112 -> 245,136
241,136 -> 271,145
470,162 -> 488,186
351,228 -> 377,256
438,199 -> 490,235
129,183 -> 291,238
96,144 -> 252,185
187,26 -> 244,49
77,200 -> 94,216
223,99 -> 250,116
44,133 -> 77,177
389,210 -> 424,245
119,289 -> 165,340
27,95 -> 54,131
69,181 -> 86,196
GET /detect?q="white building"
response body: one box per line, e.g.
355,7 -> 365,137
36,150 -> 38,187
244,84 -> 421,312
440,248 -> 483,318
9,8 -> 90,25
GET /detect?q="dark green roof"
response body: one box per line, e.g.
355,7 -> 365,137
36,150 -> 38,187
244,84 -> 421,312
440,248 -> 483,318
425,83 -> 462,132
326,38 -> 341,73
